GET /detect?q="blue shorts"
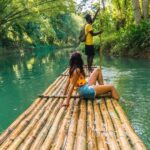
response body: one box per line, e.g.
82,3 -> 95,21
77,83 -> 96,99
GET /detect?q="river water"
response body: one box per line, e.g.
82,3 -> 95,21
0,48 -> 150,148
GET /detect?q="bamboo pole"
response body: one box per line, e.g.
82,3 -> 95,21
112,100 -> 147,150
18,98 -> 57,150
0,75 -> 62,145
40,102 -> 66,150
106,99 -> 132,150
0,68 -> 68,145
29,84 -> 74,150
7,96 -> 64,149
43,68 -> 68,95
87,100 -> 97,150
51,98 -> 74,150
92,64 -> 108,150
0,75 -> 67,149
0,98 -> 40,144
29,97 -> 64,150
100,99 -> 120,150
7,98 -> 53,150
1,66 -> 146,150
74,99 -> 87,150
15,76 -> 66,149
93,100 -> 108,150
65,99 -> 80,150
0,100 -> 47,150
39,93 -> 111,99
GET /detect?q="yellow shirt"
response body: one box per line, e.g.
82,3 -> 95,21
85,24 -> 93,45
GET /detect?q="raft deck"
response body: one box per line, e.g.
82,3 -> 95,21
0,67 -> 146,150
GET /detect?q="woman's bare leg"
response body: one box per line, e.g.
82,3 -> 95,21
88,68 -> 104,85
88,68 -> 120,100
93,84 -> 120,100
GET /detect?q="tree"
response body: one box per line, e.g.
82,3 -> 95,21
132,0 -> 142,24
0,0 -> 78,47
142,0 -> 150,19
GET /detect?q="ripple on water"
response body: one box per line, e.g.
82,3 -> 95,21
98,57 -> 150,148
0,51 -> 150,148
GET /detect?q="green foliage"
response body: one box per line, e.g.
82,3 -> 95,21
50,13 -> 80,45
0,0 -> 78,48
111,20 -> 150,56
101,33 -> 118,52
78,0 -> 150,57
0,0 -> 150,58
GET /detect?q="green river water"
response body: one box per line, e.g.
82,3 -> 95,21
0,48 -> 150,148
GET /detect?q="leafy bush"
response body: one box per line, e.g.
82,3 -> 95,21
0,0 -> 80,49
101,33 -> 118,52
111,19 -> 150,56
78,20 -> 150,58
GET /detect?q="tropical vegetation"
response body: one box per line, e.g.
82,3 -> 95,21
0,0 -> 80,51
0,0 -> 150,57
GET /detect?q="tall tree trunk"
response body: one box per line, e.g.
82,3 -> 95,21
101,0 -> 105,10
142,0 -> 149,19
132,0 -> 142,24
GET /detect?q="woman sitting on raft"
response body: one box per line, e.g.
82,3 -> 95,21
62,51 -> 120,107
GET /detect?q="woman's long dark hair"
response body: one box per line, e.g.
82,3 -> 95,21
69,51 -> 85,77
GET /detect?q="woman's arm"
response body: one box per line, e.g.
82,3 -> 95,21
62,69 -> 80,106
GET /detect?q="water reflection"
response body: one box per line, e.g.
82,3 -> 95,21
0,48 -> 70,134
94,55 -> 150,148
0,49 -> 149,148
26,57 -> 35,71
12,64 -> 21,79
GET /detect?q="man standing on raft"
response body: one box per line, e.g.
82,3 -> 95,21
84,8 -> 103,72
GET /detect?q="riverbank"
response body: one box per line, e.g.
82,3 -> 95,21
79,43 -> 150,59
105,47 -> 150,59
0,44 -> 76,57
93,19 -> 150,59
124,47 -> 150,59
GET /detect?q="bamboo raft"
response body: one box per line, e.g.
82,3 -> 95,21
0,67 -> 147,150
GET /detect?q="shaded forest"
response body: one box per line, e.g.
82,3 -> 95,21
0,0 -> 150,57
0,0 -> 80,49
